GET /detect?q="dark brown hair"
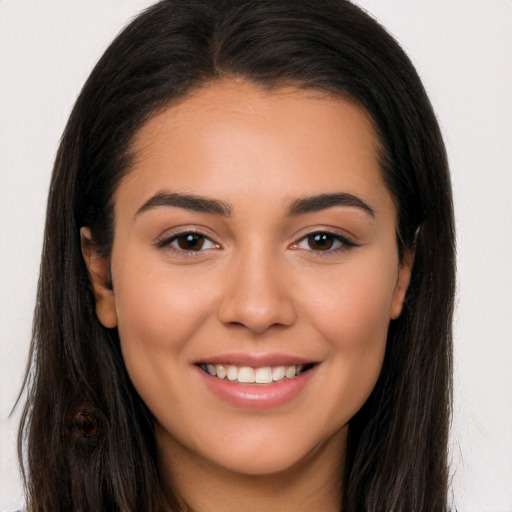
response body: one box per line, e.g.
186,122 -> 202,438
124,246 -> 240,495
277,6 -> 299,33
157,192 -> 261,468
19,1 -> 455,510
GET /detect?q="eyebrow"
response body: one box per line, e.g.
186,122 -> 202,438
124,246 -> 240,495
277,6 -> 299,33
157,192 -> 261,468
287,193 -> 375,217
135,190 -> 374,218
135,191 -> 232,217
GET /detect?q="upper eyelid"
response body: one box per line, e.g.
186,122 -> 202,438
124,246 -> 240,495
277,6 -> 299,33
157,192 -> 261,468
155,229 -> 218,250
155,227 -> 357,250
292,227 -> 356,244
292,231 -> 356,249
155,225 -> 217,240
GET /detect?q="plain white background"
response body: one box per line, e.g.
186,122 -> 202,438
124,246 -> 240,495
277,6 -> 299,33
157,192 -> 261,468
1,1 -> 511,510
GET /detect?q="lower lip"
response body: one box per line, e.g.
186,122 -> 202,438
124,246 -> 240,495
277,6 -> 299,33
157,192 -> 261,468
194,366 -> 317,410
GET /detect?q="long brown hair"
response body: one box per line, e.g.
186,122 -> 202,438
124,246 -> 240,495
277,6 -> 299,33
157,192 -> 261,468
19,1 -> 455,510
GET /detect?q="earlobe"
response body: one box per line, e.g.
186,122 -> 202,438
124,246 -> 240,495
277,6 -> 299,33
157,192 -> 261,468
80,227 -> 118,328
389,248 -> 415,320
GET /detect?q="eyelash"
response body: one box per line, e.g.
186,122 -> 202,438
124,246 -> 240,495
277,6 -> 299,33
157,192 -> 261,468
292,231 -> 358,254
156,230 -> 357,256
156,231 -> 218,255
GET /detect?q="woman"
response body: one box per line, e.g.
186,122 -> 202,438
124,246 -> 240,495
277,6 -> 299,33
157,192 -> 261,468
18,1 -> 455,510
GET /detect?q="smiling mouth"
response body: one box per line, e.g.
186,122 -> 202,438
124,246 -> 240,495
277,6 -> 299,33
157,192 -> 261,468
197,363 -> 316,384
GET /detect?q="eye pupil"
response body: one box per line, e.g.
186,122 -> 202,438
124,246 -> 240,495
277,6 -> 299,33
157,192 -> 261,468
308,233 -> 334,251
177,233 -> 204,251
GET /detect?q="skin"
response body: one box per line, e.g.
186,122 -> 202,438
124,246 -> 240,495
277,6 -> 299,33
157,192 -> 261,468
84,79 -> 413,512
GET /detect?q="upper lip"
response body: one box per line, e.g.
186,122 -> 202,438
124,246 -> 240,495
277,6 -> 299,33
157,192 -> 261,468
195,352 -> 318,367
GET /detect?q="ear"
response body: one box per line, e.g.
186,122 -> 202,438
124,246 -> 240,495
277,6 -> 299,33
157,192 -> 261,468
80,227 -> 118,328
389,248 -> 415,320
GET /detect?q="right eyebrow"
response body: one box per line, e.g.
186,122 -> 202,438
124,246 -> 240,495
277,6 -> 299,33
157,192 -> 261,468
135,191 -> 233,217
287,192 -> 375,218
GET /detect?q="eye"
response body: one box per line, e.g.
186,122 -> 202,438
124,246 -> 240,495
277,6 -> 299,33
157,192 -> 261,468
294,231 -> 356,252
158,232 -> 218,252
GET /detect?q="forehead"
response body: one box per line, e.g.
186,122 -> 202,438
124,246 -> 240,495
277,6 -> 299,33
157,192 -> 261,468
118,78 -> 390,215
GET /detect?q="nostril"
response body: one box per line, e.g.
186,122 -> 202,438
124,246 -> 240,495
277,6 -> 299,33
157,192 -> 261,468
216,269 -> 298,333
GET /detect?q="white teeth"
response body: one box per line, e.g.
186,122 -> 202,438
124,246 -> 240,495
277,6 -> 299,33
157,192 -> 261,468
203,363 -> 309,383
216,364 -> 227,379
272,366 -> 286,381
285,365 -> 296,378
255,366 -> 273,384
227,365 -> 238,381
238,366 -> 255,383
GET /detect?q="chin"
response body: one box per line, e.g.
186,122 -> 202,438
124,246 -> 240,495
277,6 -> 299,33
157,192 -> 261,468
191,423 -> 348,478
214,450 -> 307,477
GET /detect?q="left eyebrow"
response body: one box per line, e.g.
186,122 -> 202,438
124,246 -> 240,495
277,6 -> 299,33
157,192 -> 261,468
287,193 -> 375,217
135,191 -> 233,217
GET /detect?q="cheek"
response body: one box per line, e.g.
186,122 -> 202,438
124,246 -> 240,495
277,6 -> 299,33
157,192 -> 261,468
112,259 -> 216,393
302,256 -> 397,345
115,257 -> 214,336
297,255 -> 398,407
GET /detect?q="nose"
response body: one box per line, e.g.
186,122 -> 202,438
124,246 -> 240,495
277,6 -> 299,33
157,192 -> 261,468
217,250 -> 297,334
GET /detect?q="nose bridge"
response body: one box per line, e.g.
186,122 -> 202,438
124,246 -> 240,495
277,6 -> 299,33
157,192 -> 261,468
217,242 -> 297,333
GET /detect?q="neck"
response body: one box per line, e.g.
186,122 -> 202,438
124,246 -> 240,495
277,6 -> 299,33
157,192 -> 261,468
157,426 -> 346,512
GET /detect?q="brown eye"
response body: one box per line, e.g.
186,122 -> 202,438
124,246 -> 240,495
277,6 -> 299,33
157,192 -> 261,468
307,233 -> 335,251
175,233 -> 206,251
293,231 -> 356,253
156,231 -> 218,253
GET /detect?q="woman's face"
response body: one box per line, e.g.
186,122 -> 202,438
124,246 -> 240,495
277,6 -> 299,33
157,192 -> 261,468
86,79 -> 412,478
